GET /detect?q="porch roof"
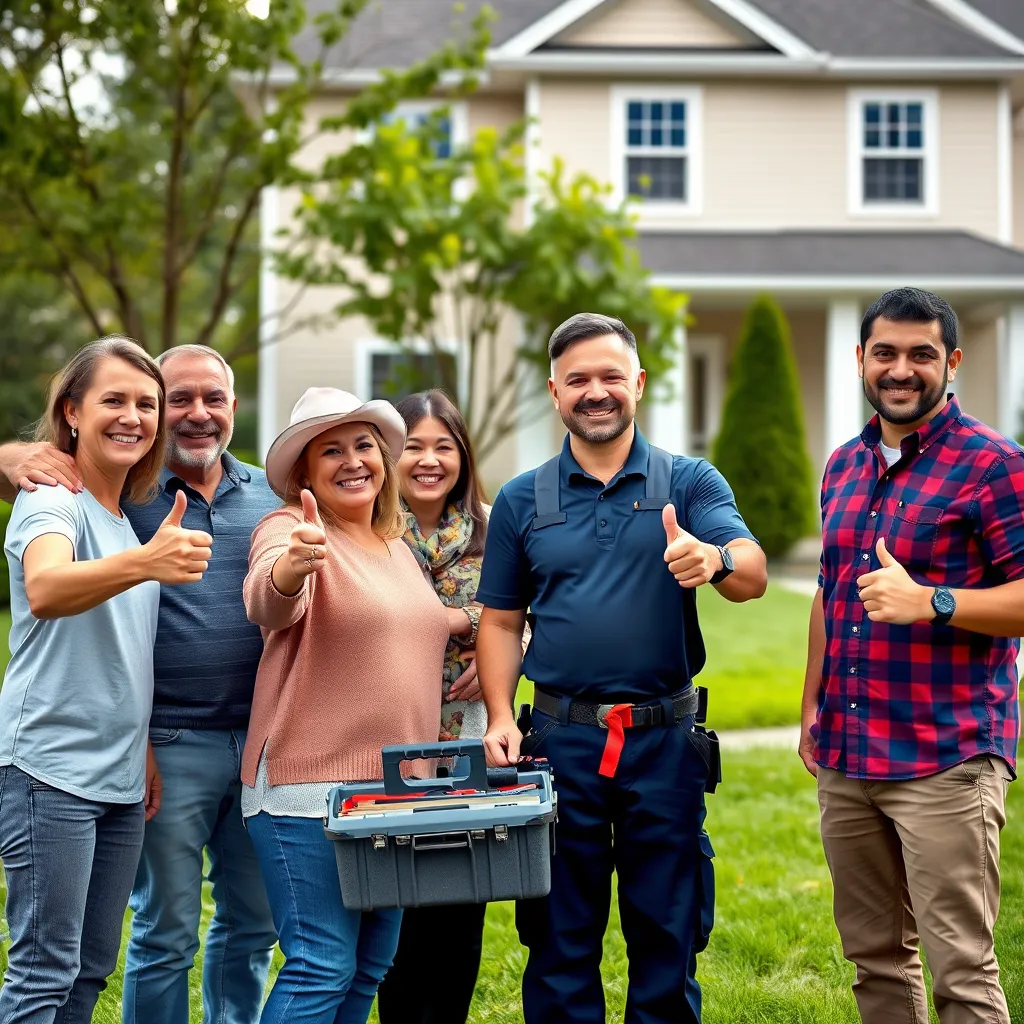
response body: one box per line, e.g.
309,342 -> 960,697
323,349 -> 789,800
639,230 -> 1024,294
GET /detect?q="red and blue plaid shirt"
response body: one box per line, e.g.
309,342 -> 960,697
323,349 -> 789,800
815,396 -> 1023,780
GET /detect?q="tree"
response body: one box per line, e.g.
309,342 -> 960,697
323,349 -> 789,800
0,0 -> 489,359
278,114 -> 686,458
711,295 -> 815,557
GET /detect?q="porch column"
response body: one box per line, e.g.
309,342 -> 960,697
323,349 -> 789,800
998,303 -> 1024,438
824,299 -> 863,468
647,322 -> 689,455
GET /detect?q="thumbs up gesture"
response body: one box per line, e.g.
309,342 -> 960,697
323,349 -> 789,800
856,537 -> 933,624
663,503 -> 720,589
286,489 -> 328,582
142,490 -> 214,585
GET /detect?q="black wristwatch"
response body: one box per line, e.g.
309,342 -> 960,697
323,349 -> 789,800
930,586 -> 956,627
710,545 -> 734,585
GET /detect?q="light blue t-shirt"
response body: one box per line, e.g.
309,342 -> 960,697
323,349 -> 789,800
1,486 -> 160,803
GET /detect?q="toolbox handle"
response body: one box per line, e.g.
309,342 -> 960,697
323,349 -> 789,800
411,831 -> 470,851
381,739 -> 490,795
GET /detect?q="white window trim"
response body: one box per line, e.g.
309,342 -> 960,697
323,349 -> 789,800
846,88 -> 939,218
610,84 -> 704,221
354,337 -> 466,408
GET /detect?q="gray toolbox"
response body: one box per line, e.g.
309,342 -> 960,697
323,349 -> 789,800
324,739 -> 557,910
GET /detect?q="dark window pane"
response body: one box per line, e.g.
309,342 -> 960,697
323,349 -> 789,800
865,103 -> 881,125
863,158 -> 924,203
650,126 -> 663,146
907,103 -> 923,125
865,128 -> 880,148
650,101 -> 664,122
628,127 -> 643,146
627,101 -> 644,121
670,101 -> 686,124
670,127 -> 685,147
371,352 -> 458,402
627,156 -> 687,201
906,129 -> 922,149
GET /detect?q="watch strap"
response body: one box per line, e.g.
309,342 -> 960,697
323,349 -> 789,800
709,545 -> 734,586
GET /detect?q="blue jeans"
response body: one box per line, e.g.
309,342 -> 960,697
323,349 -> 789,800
123,729 -> 277,1024
247,813 -> 403,1024
0,764 -> 145,1024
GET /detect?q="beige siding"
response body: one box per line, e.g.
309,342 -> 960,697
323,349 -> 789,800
553,0 -> 750,49
956,316 -> 999,426
536,78 -> 1001,236
1013,119 -> 1024,248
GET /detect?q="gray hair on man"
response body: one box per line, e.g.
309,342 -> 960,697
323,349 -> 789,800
156,344 -> 235,392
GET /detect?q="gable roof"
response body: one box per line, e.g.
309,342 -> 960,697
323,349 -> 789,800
292,0 -> 1023,73
751,0 -> 1013,59
964,0 -> 1024,45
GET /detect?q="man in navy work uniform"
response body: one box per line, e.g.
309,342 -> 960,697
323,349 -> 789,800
0,344 -> 280,1024
477,313 -> 767,1023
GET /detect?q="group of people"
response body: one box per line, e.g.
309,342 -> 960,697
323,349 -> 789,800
0,290 -> 1018,1024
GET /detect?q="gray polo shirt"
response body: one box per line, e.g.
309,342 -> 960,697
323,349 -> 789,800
1,485 -> 160,803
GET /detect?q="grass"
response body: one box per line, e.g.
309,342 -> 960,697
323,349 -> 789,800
0,746 -> 1010,1023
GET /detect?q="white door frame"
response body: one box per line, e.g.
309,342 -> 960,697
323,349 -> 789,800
688,334 -> 725,456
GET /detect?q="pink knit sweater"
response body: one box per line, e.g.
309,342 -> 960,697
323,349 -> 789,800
241,508 -> 449,787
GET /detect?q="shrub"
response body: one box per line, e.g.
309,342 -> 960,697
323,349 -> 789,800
711,296 -> 816,558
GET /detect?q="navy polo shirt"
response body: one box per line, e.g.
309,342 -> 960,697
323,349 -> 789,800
124,453 -> 281,730
477,430 -> 756,701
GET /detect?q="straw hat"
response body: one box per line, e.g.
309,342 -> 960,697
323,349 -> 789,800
264,387 -> 407,498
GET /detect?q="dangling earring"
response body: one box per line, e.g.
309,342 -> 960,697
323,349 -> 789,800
71,427 -> 77,439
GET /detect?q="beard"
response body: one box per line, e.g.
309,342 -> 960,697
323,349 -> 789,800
166,421 -> 233,470
863,368 -> 948,426
559,396 -> 633,444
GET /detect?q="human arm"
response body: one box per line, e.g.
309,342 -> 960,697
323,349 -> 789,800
244,498 -> 325,630
857,455 -> 1024,635
0,441 -> 83,502
20,490 -> 211,619
144,743 -> 162,821
798,588 -> 825,777
479,606 -> 528,766
267,490 -> 328,599
662,461 -> 767,602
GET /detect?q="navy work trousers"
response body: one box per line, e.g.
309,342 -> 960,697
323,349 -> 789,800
517,703 -> 715,1024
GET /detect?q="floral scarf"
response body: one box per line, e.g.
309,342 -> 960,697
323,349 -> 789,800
402,501 -> 482,738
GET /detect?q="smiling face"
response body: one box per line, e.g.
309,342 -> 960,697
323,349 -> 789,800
858,316 -> 960,428
162,353 -> 236,472
397,415 -> 463,507
301,421 -> 385,522
64,356 -> 160,473
549,333 -> 646,444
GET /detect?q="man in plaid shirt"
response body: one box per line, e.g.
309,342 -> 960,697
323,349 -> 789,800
800,287 -> 1021,1024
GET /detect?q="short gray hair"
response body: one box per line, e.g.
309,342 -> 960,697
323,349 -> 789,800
156,344 -> 235,391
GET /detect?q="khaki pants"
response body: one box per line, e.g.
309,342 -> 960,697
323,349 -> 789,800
817,756 -> 1013,1024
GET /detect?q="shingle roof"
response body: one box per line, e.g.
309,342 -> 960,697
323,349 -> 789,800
966,0 -> 1024,43
293,0 -> 563,69
295,0 -> 1019,69
636,230 -> 1024,280
750,0 -> 1013,59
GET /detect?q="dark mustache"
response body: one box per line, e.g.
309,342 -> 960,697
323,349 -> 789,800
573,398 -> 620,414
173,424 -> 221,438
879,379 -> 923,391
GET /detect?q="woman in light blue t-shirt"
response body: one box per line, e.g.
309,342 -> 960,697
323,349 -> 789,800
0,337 -> 212,1024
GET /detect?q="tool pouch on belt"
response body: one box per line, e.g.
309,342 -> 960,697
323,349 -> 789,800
694,686 -> 722,794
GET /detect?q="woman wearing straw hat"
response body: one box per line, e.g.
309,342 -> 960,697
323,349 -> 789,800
240,387 -> 451,1024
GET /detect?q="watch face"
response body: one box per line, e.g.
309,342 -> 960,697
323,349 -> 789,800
933,588 -> 955,616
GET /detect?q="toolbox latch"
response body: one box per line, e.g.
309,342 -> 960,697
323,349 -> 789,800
494,824 -> 509,842
371,834 -> 388,850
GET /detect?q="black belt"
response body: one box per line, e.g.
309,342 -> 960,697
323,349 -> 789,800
533,686 -> 700,729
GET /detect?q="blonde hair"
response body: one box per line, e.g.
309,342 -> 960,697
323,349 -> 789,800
284,423 -> 406,540
36,336 -> 167,504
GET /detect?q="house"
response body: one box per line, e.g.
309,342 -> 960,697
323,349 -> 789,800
257,0 -> 1024,489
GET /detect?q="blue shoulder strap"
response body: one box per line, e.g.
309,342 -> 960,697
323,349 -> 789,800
635,445 -> 672,509
531,456 -> 567,530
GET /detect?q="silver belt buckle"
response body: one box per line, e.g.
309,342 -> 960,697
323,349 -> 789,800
596,703 -> 621,728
